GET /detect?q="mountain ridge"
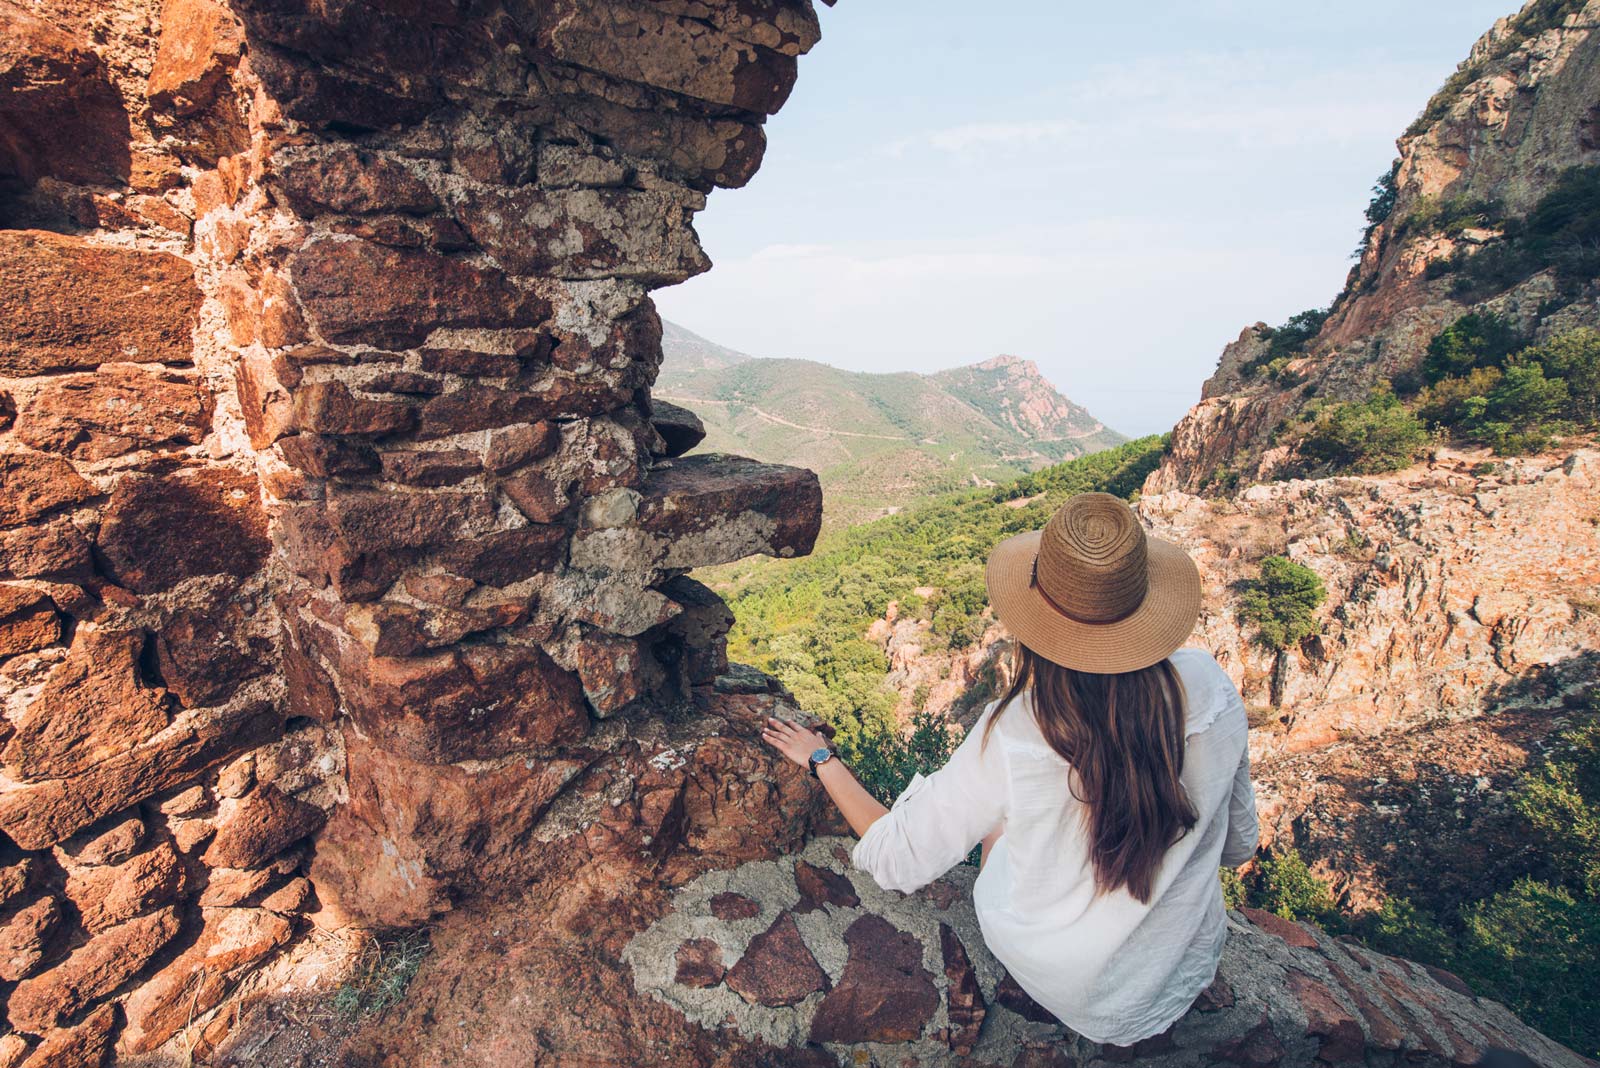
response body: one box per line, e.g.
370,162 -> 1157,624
658,324 -> 1126,527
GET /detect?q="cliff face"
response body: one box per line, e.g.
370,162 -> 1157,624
1149,0 -> 1600,495
0,0 -> 1587,1066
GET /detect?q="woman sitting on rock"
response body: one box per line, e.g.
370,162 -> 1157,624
763,491 -> 1259,1047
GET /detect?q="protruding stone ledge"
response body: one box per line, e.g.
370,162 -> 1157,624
569,453 -> 822,574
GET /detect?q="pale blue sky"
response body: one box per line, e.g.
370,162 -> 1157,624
655,0 -> 1519,436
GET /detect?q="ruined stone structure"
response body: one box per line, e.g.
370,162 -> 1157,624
0,1 -> 1592,1065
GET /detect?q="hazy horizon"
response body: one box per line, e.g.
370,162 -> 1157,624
654,0 -> 1519,436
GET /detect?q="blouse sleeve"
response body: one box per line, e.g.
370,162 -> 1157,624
1220,747 -> 1260,867
851,703 -> 1009,893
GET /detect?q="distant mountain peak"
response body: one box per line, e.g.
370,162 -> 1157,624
971,354 -> 1038,373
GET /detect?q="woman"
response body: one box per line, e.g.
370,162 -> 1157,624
763,491 -> 1258,1046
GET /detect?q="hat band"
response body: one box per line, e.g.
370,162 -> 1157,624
1029,553 -> 1143,627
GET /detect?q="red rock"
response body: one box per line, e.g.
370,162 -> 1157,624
794,859 -> 859,913
1212,1013 -> 1289,1068
55,813 -> 146,867
724,912 -> 827,1008
995,971 -> 1058,1024
810,913 -> 938,1043
290,236 -> 550,349
16,363 -> 207,461
203,785 -> 327,870
273,145 -> 439,216
340,642 -> 587,763
1241,907 -> 1321,950
147,0 -> 246,144
2,628 -> 173,780
291,380 -> 415,437
1324,960 -> 1407,1051
153,594 -> 275,707
64,842 -> 185,934
0,585 -> 61,657
485,421 -> 560,473
119,906 -> 294,1055
198,866 -> 273,907
0,896 -> 62,982
366,370 -> 447,395
1194,974 -> 1237,1012
940,922 -> 985,1055
0,453 -> 96,529
19,1001 -> 116,1068
95,466 -> 269,594
1422,963 -> 1474,998
343,598 -> 526,657
0,232 -> 201,376
649,399 -> 706,458
501,467 -> 575,523
574,632 -> 653,717
260,877 -> 313,914
0,859 -> 35,909
709,892 -> 760,921
673,938 -> 725,988
418,384 -> 552,439
432,526 -> 567,586
0,699 -> 282,849
310,733 -> 592,926
419,347 -> 522,377
8,905 -> 181,1035
0,1034 -> 25,1068
0,518 -> 93,581
277,434 -> 380,479
0,10 -> 131,188
379,448 -> 481,487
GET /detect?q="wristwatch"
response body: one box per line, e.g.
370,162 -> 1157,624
807,746 -> 834,779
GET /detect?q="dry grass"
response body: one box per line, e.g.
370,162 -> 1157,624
330,930 -> 431,1020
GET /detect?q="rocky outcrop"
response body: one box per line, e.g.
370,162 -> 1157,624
1149,0 -> 1600,494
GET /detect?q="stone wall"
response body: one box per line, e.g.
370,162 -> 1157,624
1,0 -> 825,1061
0,1 -> 1591,1066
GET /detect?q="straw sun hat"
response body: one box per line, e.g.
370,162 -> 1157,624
985,492 -> 1202,674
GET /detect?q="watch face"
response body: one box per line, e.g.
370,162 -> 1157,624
810,747 -> 832,764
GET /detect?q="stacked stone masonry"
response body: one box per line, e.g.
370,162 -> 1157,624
0,0 -> 1589,1064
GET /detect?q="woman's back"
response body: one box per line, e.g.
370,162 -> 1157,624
853,646 -> 1258,1045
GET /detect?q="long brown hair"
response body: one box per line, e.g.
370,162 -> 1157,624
985,643 -> 1197,903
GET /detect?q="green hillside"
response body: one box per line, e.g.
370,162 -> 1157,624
657,329 -> 1126,529
711,435 -> 1167,764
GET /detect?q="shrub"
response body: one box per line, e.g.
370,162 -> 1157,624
1244,307 -> 1330,377
1252,847 -> 1338,923
1295,387 -> 1429,475
1514,720 -> 1600,896
1219,867 -> 1248,910
1420,312 -> 1524,386
1523,328 -> 1600,426
850,706 -> 959,805
1357,162 -> 1400,252
1237,556 -> 1326,652
1459,878 -> 1600,1055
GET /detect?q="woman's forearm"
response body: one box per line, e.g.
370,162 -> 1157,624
816,759 -> 889,837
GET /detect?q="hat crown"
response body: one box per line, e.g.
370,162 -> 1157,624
1035,493 -> 1149,624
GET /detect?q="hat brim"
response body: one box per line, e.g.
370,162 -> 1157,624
985,529 -> 1202,674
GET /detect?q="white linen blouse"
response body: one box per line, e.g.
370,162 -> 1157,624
852,647 -> 1259,1046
